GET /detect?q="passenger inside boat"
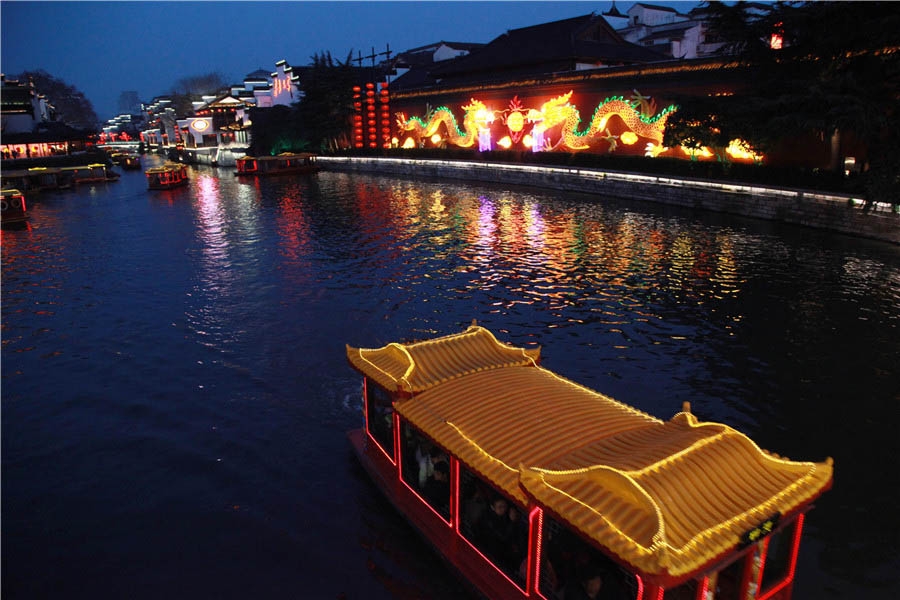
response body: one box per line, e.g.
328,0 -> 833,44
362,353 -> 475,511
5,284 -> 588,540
422,461 -> 450,512
400,424 -> 451,519
541,516 -> 635,600
458,467 -> 530,586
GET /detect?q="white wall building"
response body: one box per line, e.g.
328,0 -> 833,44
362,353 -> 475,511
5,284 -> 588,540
1,74 -> 55,134
614,3 -> 725,60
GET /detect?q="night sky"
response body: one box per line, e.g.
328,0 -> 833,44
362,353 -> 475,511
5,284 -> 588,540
1,1 -> 699,121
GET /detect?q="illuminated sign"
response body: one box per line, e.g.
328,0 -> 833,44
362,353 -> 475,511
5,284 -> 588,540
740,513 -> 781,548
273,76 -> 292,97
190,118 -> 212,133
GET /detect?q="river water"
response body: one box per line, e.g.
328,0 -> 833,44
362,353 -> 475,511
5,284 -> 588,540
3,156 -> 898,599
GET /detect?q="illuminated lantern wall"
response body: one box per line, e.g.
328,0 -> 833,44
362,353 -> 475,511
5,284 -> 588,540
351,81 -> 391,149
353,86 -> 364,149
365,83 -> 377,149
380,83 -> 391,149
392,87 -> 765,164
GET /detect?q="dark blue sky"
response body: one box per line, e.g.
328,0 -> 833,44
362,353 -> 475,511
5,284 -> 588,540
1,1 -> 699,121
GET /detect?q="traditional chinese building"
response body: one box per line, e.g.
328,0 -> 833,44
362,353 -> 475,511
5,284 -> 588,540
615,3 -> 727,60
388,13 -> 754,160
179,92 -> 254,165
1,74 -> 93,161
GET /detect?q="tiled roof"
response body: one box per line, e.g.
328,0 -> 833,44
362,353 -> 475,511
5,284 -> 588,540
429,13 -> 666,83
634,2 -> 681,13
347,327 -> 834,580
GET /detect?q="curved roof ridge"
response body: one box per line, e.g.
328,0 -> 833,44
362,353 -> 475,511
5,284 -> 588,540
521,408 -> 833,576
347,324 -> 540,393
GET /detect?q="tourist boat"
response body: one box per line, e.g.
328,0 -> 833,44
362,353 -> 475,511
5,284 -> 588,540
59,163 -> 119,186
234,152 -> 319,176
1,188 -> 28,225
145,163 -> 189,190
0,168 -> 60,192
110,152 -> 141,170
346,324 -> 833,600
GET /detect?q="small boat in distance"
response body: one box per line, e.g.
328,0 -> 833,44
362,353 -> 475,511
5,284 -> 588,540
1,188 -> 28,225
235,152 -> 319,176
110,152 -> 141,170
59,164 -> 120,185
346,324 -> 833,600
146,163 -> 188,190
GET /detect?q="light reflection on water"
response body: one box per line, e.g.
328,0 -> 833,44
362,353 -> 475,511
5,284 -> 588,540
2,161 -> 899,599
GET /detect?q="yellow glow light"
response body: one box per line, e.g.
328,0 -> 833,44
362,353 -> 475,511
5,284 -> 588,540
726,139 -> 764,161
497,136 -> 512,149
681,145 -> 713,158
402,137 -> 416,149
644,142 -> 668,158
523,135 -> 533,148
391,137 -> 399,145
431,134 -> 442,144
507,111 -> 524,132
621,131 -> 638,145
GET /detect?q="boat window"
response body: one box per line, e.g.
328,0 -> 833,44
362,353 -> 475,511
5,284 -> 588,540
714,555 -> 749,600
399,422 -> 451,521
458,466 -> 529,589
364,377 -> 394,459
759,519 -> 798,595
661,579 -> 699,600
540,515 -> 638,600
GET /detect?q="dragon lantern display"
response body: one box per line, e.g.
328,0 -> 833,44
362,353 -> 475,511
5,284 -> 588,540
395,90 -> 764,162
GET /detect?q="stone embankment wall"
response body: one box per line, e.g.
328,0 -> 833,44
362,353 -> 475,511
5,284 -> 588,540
319,157 -> 899,245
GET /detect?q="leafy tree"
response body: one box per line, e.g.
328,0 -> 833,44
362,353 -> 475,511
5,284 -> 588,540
296,51 -> 359,152
170,72 -> 228,96
247,104 -> 308,155
664,1 -> 900,205
169,72 -> 228,117
16,69 -> 99,130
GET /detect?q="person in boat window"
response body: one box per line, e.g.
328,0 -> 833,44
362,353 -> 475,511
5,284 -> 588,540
564,563 -> 628,600
479,496 -> 515,568
506,504 -> 529,574
416,443 -> 448,489
462,483 -> 487,536
422,460 -> 450,514
402,427 -> 420,485
415,440 -> 434,488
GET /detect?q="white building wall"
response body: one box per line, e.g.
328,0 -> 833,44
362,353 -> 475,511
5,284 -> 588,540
432,45 -> 468,62
627,5 -> 687,27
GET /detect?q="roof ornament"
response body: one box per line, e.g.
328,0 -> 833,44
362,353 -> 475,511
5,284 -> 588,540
602,1 -> 625,19
682,401 -> 692,414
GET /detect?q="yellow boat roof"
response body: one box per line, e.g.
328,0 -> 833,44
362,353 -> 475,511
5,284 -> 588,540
146,163 -> 184,173
346,326 -> 833,579
347,325 -> 540,393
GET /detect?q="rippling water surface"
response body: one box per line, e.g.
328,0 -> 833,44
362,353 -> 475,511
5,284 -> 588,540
3,157 -> 899,599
